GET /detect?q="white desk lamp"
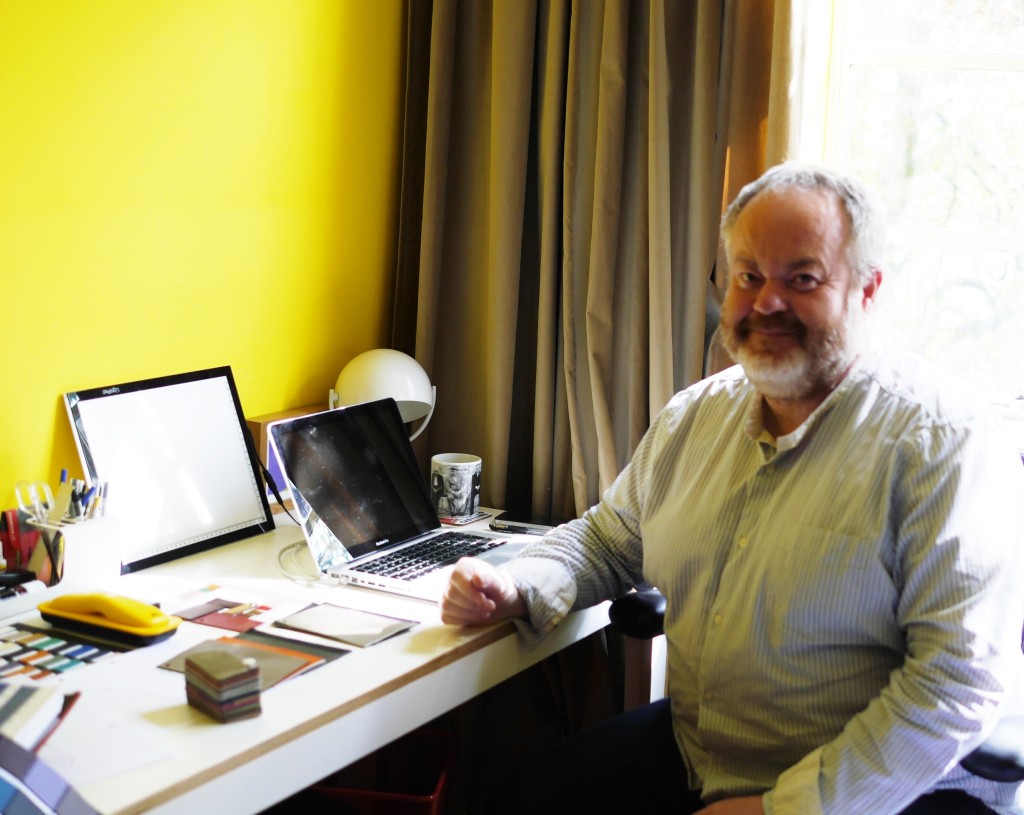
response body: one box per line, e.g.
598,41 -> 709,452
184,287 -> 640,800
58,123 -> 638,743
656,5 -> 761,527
328,349 -> 436,441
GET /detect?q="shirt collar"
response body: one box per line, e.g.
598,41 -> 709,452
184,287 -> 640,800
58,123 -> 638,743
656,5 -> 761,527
742,355 -> 868,459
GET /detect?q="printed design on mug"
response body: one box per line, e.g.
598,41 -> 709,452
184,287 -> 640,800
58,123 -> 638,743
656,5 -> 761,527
430,454 -> 482,519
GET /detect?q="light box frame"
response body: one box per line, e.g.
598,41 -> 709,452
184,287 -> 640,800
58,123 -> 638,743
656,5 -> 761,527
64,366 -> 275,572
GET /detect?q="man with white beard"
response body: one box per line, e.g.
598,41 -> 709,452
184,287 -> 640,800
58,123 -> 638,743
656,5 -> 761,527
442,164 -> 1024,815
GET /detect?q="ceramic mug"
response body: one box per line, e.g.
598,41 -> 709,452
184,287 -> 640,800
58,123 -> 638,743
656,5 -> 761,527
430,453 -> 482,521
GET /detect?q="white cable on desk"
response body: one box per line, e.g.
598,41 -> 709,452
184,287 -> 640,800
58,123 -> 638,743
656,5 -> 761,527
276,540 -> 325,586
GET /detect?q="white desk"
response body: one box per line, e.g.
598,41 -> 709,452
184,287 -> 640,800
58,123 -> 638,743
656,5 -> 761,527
21,516 -> 608,815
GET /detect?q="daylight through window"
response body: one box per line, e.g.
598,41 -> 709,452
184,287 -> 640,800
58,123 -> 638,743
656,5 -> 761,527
819,0 -> 1024,445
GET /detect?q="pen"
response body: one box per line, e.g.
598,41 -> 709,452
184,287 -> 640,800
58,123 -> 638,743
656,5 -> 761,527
51,476 -> 75,524
488,522 -> 548,536
0,570 -> 35,587
4,510 -> 20,567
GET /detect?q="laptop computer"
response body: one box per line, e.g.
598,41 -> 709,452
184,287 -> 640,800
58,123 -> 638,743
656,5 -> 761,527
268,399 -> 523,602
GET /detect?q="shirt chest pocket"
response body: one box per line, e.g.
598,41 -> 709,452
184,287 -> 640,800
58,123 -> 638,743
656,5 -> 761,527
758,526 -> 900,649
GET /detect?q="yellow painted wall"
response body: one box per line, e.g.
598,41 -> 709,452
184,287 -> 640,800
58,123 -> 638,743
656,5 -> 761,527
0,0 -> 405,504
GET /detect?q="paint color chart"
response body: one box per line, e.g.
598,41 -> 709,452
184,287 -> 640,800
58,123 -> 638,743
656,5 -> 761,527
0,735 -> 97,814
0,626 -> 116,682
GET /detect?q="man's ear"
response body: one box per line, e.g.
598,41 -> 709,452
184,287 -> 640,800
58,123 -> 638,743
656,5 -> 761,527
860,269 -> 883,309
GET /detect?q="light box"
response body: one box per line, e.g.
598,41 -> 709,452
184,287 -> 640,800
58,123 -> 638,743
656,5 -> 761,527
64,367 -> 275,572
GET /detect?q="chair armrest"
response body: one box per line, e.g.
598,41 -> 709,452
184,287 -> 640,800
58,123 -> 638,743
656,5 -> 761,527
960,716 -> 1024,782
608,590 -> 666,639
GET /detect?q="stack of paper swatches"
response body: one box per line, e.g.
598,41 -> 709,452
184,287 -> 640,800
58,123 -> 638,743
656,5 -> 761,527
184,649 -> 261,722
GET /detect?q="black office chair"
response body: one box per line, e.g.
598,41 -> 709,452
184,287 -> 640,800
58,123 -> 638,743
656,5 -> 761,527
608,589 -> 1024,782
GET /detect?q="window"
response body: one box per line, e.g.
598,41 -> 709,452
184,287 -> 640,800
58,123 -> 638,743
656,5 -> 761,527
816,0 -> 1024,447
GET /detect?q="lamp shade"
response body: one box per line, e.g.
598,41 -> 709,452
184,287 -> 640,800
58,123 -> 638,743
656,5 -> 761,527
332,349 -> 435,440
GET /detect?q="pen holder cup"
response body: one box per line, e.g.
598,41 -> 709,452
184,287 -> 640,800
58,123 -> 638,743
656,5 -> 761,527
0,517 -> 123,619
59,516 -> 123,588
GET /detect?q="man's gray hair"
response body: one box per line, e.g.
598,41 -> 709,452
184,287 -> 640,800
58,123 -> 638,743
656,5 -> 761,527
720,162 -> 887,284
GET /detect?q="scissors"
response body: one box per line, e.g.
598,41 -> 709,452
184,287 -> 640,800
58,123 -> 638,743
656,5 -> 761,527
12,482 -> 64,582
14,481 -> 56,524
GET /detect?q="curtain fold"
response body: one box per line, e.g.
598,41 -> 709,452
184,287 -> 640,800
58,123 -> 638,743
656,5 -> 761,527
393,0 -> 791,520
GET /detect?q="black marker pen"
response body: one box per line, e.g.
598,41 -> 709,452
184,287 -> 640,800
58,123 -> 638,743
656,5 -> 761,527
489,522 -> 548,536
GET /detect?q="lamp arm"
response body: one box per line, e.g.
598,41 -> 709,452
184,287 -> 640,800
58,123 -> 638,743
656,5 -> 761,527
408,385 -> 436,442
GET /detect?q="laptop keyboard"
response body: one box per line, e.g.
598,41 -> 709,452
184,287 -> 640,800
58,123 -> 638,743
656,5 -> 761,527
351,532 -> 504,581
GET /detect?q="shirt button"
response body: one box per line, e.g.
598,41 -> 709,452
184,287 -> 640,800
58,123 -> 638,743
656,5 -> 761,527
713,613 -> 723,626
738,536 -> 748,549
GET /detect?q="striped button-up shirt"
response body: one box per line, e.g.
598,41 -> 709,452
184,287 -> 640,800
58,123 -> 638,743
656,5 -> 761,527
505,347 -> 1024,814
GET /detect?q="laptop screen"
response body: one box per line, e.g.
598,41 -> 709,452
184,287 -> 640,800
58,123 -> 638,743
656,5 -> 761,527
269,399 -> 438,572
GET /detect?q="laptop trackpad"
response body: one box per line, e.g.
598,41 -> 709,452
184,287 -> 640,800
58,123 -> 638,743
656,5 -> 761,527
479,540 -> 529,567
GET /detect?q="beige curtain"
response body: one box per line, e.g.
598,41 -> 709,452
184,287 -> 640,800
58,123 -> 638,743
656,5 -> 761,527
393,0 -> 792,521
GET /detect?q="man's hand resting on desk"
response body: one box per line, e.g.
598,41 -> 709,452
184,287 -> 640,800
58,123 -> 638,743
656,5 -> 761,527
441,558 -> 526,626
